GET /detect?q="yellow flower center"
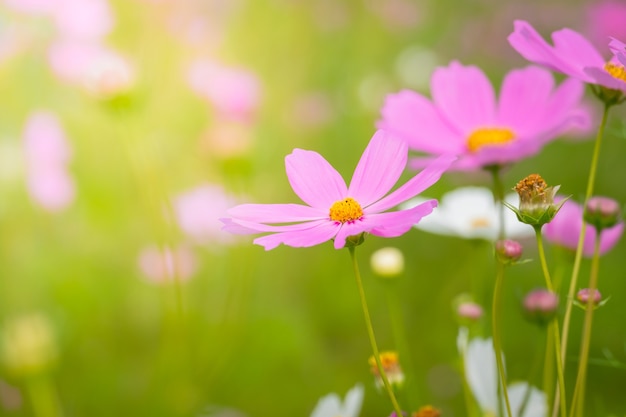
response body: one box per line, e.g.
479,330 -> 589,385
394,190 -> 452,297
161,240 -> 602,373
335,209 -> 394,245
467,128 -> 515,153
413,405 -> 442,417
329,197 -> 363,224
605,62 -> 626,83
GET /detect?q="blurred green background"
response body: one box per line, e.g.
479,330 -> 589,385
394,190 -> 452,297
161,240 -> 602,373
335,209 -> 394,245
0,0 -> 625,416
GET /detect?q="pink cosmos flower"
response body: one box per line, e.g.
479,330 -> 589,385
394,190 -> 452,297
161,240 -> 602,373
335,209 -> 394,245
187,58 -> 262,123
543,197 -> 624,257
586,1 -> 626,50
508,20 -> 626,94
23,111 -> 75,211
222,130 -> 455,250
173,184 -> 239,246
377,61 -> 589,170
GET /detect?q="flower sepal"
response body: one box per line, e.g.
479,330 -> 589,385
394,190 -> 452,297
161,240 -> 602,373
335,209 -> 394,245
590,84 -> 626,107
504,196 -> 569,227
343,233 -> 366,248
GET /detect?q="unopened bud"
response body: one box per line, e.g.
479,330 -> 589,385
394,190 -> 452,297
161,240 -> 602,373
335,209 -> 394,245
506,174 -> 565,227
495,239 -> 523,264
371,247 -> 404,277
577,288 -> 602,305
412,405 -> 442,417
523,289 -> 559,324
584,196 -> 621,231
457,302 -> 483,321
369,351 -> 405,390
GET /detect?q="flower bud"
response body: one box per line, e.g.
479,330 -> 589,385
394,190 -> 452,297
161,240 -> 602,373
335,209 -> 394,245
370,247 -> 404,278
577,288 -> 602,305
506,174 -> 565,227
457,302 -> 483,322
412,405 -> 441,417
369,351 -> 405,390
523,289 -> 559,325
495,239 -> 523,264
584,196 -> 621,231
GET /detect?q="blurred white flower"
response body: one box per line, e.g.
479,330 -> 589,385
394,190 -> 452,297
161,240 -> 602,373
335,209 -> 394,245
310,384 -> 363,417
82,51 -> 135,99
404,186 -> 533,240
457,329 -> 546,417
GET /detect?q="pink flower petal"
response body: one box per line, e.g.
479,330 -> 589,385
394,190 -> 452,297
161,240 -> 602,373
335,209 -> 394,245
508,21 -> 578,77
333,221 -> 371,249
583,67 -> 626,93
366,154 -> 455,213
225,218 -> 328,234
377,90 -> 463,153
551,27 -> 606,71
227,203 -> 326,224
368,200 -> 437,237
497,66 -> 555,136
431,61 -> 496,135
348,130 -> 407,207
285,149 -> 347,209
253,221 -> 339,250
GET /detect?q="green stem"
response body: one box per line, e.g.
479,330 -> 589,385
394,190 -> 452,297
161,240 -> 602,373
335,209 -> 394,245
569,233 -> 602,417
534,226 -> 566,417
385,282 -> 418,409
489,165 -> 506,241
554,102 -> 610,417
26,376 -> 63,417
492,261 -> 513,417
349,247 -> 403,416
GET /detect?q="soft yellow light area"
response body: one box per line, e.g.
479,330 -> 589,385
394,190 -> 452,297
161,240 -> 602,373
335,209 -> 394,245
467,128 -> 515,153
605,62 -> 626,83
329,197 -> 363,223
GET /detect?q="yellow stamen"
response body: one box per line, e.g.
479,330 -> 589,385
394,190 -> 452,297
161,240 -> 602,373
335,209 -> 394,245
329,197 -> 363,224
467,128 -> 515,153
412,405 -> 442,417
605,62 -> 626,83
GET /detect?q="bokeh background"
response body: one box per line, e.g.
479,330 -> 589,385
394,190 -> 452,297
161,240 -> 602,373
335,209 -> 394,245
0,0 -> 625,416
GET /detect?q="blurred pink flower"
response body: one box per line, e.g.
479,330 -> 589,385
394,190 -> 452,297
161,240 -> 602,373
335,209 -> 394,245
187,59 -> 262,122
22,111 -> 75,211
51,0 -> 113,41
3,0 -> 54,14
543,197 -> 624,257
377,61 -> 589,170
137,245 -> 197,284
586,1 -> 626,51
508,20 -> 626,94
199,122 -> 254,159
23,111 -> 72,167
222,130 -> 455,250
25,169 -> 75,212
173,184 -> 239,246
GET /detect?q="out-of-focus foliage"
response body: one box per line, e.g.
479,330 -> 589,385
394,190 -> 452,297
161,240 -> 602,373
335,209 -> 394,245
0,0 -> 625,416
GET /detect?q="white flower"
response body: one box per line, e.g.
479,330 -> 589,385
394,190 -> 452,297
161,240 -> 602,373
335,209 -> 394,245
458,329 -> 546,417
310,384 -> 364,417
403,186 -> 533,240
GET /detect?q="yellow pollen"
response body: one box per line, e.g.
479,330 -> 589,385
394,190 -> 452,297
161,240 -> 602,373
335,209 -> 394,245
467,128 -> 515,153
605,62 -> 626,83
329,197 -> 363,224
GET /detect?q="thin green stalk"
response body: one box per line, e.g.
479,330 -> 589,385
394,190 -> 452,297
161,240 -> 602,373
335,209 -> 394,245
349,247 -> 403,416
385,282 -> 418,409
535,226 -> 566,417
542,326 -> 555,409
26,376 -> 63,417
492,262 -> 513,417
489,166 -> 506,241
554,102 -> 610,417
569,234 -> 602,417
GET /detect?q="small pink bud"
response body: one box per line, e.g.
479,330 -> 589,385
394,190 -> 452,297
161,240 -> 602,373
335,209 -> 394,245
457,302 -> 483,321
495,239 -> 523,264
523,289 -> 558,324
585,196 -> 621,231
577,288 -> 602,305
